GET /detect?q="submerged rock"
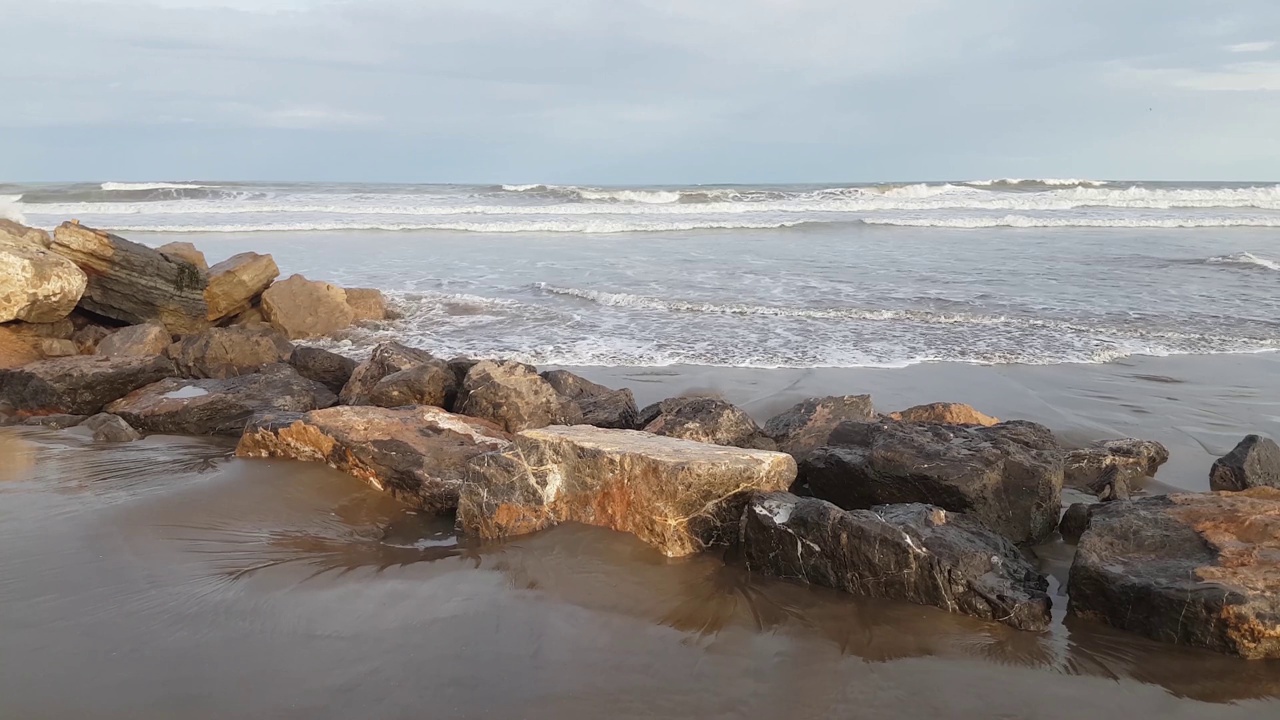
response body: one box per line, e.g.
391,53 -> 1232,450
236,405 -> 513,513
106,364 -> 336,436
457,360 -> 581,432
638,396 -> 775,450
261,274 -> 354,339
289,346 -> 357,395
1064,438 -> 1169,500
203,252 -> 278,322
0,354 -> 175,416
95,323 -> 170,358
458,425 -> 797,557
888,402 -> 1000,427
0,244 -> 87,324
339,341 -> 453,407
1068,488 -> 1280,659
801,420 -> 1063,544
1210,435 -> 1280,492
82,412 -> 142,442
540,369 -> 637,429
167,324 -> 294,379
762,395 -> 876,460
739,492 -> 1052,631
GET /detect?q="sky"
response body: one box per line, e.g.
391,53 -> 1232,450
2,0 -> 1279,183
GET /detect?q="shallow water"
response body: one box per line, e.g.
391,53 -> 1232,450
2,423 -> 1277,719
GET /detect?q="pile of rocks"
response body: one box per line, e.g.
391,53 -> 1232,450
1,219 -> 1276,657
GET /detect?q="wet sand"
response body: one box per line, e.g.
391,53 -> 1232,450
2,354 -> 1279,718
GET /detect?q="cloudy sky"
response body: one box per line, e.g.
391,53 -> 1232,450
2,0 -> 1279,183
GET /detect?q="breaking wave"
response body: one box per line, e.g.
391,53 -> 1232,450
100,182 -> 212,191
965,178 -> 1110,187
1205,251 -> 1280,271
861,215 -> 1280,229
103,218 -> 808,234
0,195 -> 25,223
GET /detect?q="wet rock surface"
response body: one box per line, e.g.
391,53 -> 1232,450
457,360 -> 581,432
1068,488 -> 1280,659
801,420 -> 1064,544
739,492 -> 1053,631
541,369 -> 638,429
458,425 -> 797,557
82,412 -> 142,442
167,324 -> 294,379
1210,435 -> 1280,492
638,396 -> 775,450
344,287 -> 390,321
763,395 -> 877,460
1065,438 -> 1170,500
1058,503 -> 1093,544
289,346 -> 357,395
0,354 -> 176,416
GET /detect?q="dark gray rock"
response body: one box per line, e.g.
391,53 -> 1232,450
1210,435 -> 1280,492
339,341 -> 442,405
762,395 -> 876,460
365,362 -> 458,409
168,324 -> 294,379
0,354 -> 176,416
541,369 -> 638,429
739,492 -> 1052,631
801,419 -> 1064,544
82,412 -> 142,442
288,346 -> 357,394
1067,488 -> 1280,659
1058,503 -> 1093,544
638,396 -> 775,450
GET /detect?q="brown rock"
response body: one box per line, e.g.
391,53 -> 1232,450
203,252 -> 278,322
457,360 -> 582,432
1065,438 -> 1170,500
260,274 -> 354,339
1211,435 -> 1280,492
540,369 -> 638,429
0,354 -> 175,416
167,324 -> 294,379
637,396 -> 774,450
344,287 -> 390,321
72,324 -> 115,354
888,402 -> 1000,426
763,395 -> 876,460
0,325 -> 41,369
95,323 -> 170,358
228,305 -> 265,326
459,426 -> 797,557
50,222 -> 209,334
1068,488 -> 1280,659
82,412 -> 142,442
156,242 -> 208,272
0,244 -> 87,323
339,341 -> 440,405
236,405 -> 512,513
38,338 -> 78,358
1058,502 -> 1093,544
0,219 -> 51,251
289,346 -> 357,394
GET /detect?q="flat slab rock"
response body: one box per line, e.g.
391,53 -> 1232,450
458,425 -> 797,557
237,405 -> 513,513
801,420 -> 1064,544
1068,488 -> 1280,659
0,354 -> 175,416
740,492 -> 1052,631
106,365 -> 336,436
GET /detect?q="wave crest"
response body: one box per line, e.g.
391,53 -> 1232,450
1205,251 -> 1280,271
100,182 -> 212,191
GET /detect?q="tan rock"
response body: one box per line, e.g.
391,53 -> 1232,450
203,252 -> 278,322
888,402 -> 999,427
0,245 -> 87,323
156,242 -> 208,272
50,222 -> 209,335
0,325 -> 41,369
260,274 -> 354,339
39,338 -> 78,357
0,219 -> 52,252
167,324 -> 294,379
236,405 -> 512,513
458,425 -> 798,557
457,360 -> 582,432
344,287 -> 390,321
71,324 -> 115,354
95,323 -> 171,358
637,396 -> 774,450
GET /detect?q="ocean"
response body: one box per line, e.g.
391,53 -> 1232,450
4,178 -> 1279,368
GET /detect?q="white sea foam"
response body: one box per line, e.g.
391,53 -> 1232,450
100,182 -> 211,191
101,218 -> 807,234
1205,251 -> 1280,271
0,195 -> 25,223
965,178 -> 1110,187
861,214 -> 1280,229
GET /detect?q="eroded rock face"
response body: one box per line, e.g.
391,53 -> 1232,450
344,287 -> 390,321
739,492 -> 1052,631
106,364 -> 336,436
0,219 -> 52,252
261,274 -> 354,339
763,395 -> 876,460
156,242 -> 208,272
50,222 -> 209,335
289,346 -> 357,394
458,426 -> 797,557
339,342 -> 444,405
1064,438 -> 1170,501
0,354 -> 175,416
888,402 -> 1000,427
167,324 -> 294,379
365,363 -> 458,409
203,252 -> 278,322
0,245 -> 87,324
82,412 -> 142,442
1068,488 -> 1280,659
457,360 -> 581,432
801,420 -> 1064,544
236,405 -> 512,513
541,370 -> 638,429
1210,435 -> 1280,492
638,396 -> 775,450
95,323 -> 170,358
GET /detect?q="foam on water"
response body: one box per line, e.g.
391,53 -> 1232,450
1205,251 -> 1280,271
0,195 -> 25,223
100,182 -> 212,191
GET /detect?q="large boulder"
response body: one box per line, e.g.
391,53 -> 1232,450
0,219 -> 51,252
763,395 -> 876,460
1210,435 -> 1280,492
338,342 -> 451,406
82,412 -> 142,442
888,402 -> 1000,427
106,364 -> 336,436
0,244 -> 87,323
203,252 -> 278,322
167,324 -> 294,379
236,405 -> 512,513
1068,488 -> 1280,659
637,396 -> 774,450
344,287 -> 390,321
739,492 -> 1052,631
0,354 -> 175,416
289,346 -> 357,394
156,242 -> 208,272
801,420 -> 1063,544
1064,438 -> 1170,500
540,369 -> 637,429
260,274 -> 354,339
457,360 -> 581,432
50,222 -> 209,334
459,426 -> 797,557
95,323 -> 170,358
